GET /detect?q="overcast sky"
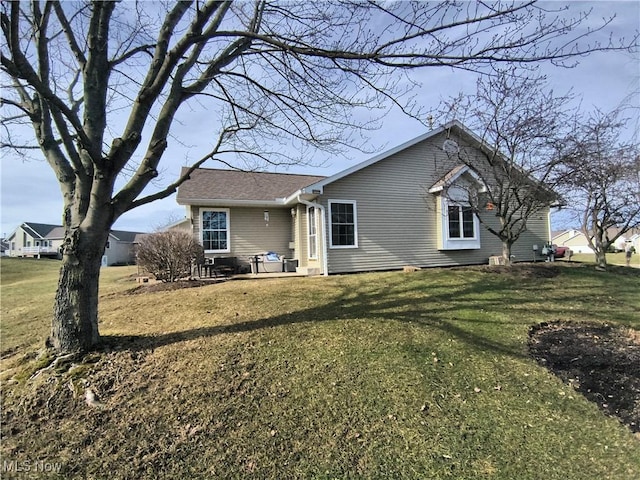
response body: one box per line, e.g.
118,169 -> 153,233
1,1 -> 639,238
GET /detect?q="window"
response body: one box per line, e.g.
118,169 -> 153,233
329,200 -> 358,248
201,209 -> 230,252
447,205 -> 475,239
437,197 -> 481,250
307,206 -> 318,259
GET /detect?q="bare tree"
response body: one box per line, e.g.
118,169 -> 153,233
1,1 -> 636,352
438,69 -> 573,264
137,231 -> 203,283
555,109 -> 640,269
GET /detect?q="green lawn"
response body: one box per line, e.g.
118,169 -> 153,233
1,258 -> 639,479
565,252 -> 640,268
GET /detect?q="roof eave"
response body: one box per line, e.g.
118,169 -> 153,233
177,198 -> 288,208
22,223 -> 45,239
283,189 -> 320,205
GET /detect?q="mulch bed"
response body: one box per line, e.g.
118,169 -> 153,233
529,321 -> 640,433
124,279 -> 220,295
476,263 -> 562,278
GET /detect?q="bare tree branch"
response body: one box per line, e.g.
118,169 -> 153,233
437,68 -> 572,263
554,108 -> 640,268
2,0 -> 637,352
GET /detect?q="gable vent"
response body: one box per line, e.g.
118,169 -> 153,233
442,139 -> 459,154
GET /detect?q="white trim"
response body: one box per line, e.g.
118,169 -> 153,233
428,165 -> 487,194
440,197 -> 480,250
199,207 -> 231,253
297,197 -> 328,276
179,198 -> 287,207
307,205 -> 318,260
21,223 -> 45,239
328,200 -> 358,249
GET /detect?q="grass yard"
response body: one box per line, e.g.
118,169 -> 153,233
1,257 -> 639,479
562,252 -> 640,268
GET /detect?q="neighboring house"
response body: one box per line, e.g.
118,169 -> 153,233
6,223 -> 63,258
604,226 -> 631,252
552,227 -> 639,254
552,229 -> 594,254
0,238 -> 10,256
177,121 -> 552,275
6,222 -> 145,265
164,218 -> 192,232
104,230 -> 148,266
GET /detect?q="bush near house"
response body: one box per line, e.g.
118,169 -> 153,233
136,230 -> 204,282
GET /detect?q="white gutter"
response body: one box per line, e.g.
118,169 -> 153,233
177,198 -> 287,207
297,196 -> 329,277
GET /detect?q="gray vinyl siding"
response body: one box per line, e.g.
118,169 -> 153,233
192,206 -> 293,262
231,208 -> 293,257
295,205 -> 309,267
509,213 -> 551,261
317,131 -> 550,274
104,241 -> 135,265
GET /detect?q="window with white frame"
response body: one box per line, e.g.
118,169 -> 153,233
439,196 -> 480,250
201,209 -> 230,252
307,206 -> 318,259
329,200 -> 358,248
447,204 -> 475,239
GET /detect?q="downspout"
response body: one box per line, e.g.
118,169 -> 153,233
297,196 -> 329,276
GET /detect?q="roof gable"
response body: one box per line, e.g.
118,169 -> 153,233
109,230 -> 147,242
428,165 -> 487,194
177,168 -> 326,205
300,121 -> 479,194
21,222 -> 60,239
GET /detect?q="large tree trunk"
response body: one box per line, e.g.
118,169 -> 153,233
591,230 -> 608,270
51,228 -> 110,353
502,241 -> 513,266
594,249 -> 608,270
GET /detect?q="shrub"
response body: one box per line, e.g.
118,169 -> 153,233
136,231 -> 203,282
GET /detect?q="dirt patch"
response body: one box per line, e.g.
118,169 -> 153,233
124,279 -> 220,295
529,321 -> 640,433
474,262 -> 562,279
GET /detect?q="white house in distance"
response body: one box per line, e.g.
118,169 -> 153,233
551,229 -> 594,254
6,222 -> 146,266
5,223 -> 63,258
176,121 -> 552,275
552,227 -> 639,255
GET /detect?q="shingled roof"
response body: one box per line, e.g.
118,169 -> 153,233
21,222 -> 60,239
110,230 -> 147,243
45,227 -> 66,239
176,168 -> 326,205
10,223 -> 145,243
